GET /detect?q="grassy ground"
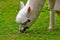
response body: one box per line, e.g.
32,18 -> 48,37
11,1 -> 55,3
0,0 -> 60,40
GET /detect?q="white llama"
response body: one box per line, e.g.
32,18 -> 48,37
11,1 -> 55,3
16,0 -> 60,33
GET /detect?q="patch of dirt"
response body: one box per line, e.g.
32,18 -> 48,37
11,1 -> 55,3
8,32 -> 18,40
0,2 -> 6,9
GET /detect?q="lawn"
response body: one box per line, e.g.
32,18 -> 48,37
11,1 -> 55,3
0,0 -> 60,40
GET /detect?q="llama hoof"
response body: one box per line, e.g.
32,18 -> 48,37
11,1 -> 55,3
48,26 -> 53,30
20,27 -> 29,33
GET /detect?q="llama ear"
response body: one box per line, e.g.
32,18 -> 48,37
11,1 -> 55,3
20,1 -> 24,9
27,7 -> 31,13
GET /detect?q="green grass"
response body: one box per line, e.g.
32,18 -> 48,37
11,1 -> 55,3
0,0 -> 60,40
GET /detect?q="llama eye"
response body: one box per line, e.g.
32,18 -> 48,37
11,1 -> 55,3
27,19 -> 31,22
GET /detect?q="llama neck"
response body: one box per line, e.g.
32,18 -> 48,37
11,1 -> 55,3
26,0 -> 45,12
25,0 -> 45,21
24,0 -> 45,27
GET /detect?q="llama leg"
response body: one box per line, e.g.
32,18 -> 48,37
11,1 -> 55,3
48,0 -> 55,29
48,10 -> 55,29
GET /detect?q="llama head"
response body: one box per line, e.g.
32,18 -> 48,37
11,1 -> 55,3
16,1 -> 31,28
